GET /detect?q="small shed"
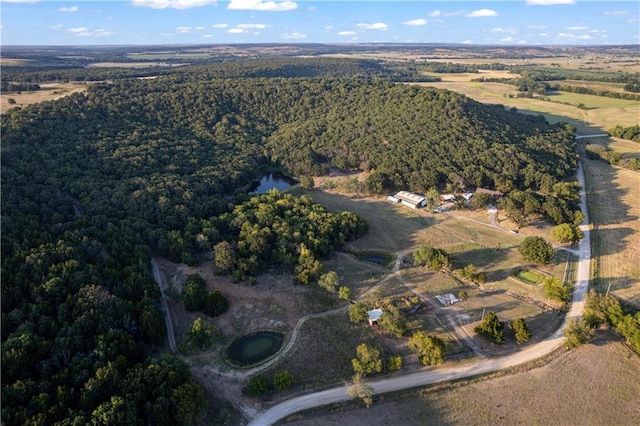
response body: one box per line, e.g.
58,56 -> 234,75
435,293 -> 461,306
367,308 -> 384,325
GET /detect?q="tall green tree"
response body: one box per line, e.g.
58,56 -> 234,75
509,318 -> 532,344
474,311 -> 505,344
213,241 -> 236,274
408,332 -> 446,365
518,236 -> 554,264
352,343 -> 383,377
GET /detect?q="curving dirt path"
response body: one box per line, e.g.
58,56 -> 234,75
246,161 -> 592,426
152,258 -> 177,353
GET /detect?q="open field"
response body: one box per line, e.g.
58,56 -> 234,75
412,79 -> 639,130
1,82 -> 87,110
584,155 -> 640,307
87,62 -> 188,68
281,330 -> 640,426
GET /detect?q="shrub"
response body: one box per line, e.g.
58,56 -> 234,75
509,318 -> 532,344
408,331 -> 446,365
348,303 -> 369,323
338,286 -> 352,300
273,371 -> 293,392
564,319 -> 594,348
386,355 -> 403,372
543,277 -> 571,303
244,375 -> 269,397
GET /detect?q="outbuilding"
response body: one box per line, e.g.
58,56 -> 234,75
394,191 -> 426,209
367,308 -> 384,326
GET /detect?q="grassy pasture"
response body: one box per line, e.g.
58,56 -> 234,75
584,157 -> 640,307
0,82 -> 87,110
284,331 -> 640,426
414,79 -> 639,130
297,189 -> 432,253
264,314 -> 382,391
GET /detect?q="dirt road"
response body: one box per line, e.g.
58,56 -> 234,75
247,161 -> 592,426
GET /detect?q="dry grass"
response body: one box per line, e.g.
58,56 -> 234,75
283,331 -> 640,426
584,157 -> 640,307
1,83 -> 87,111
413,79 -> 639,130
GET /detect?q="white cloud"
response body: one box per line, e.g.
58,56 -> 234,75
356,22 -> 388,30
176,26 -> 192,33
428,10 -> 441,17
195,26 -> 205,30
227,0 -> 297,12
566,26 -> 588,31
603,10 -> 629,16
227,24 -> 268,34
212,23 -> 228,28
236,23 -> 268,29
338,31 -> 356,36
67,27 -> 115,37
527,25 -> 547,30
131,0 -> 216,9
50,24 -> 64,29
467,9 -> 498,18
461,40 -> 472,44
527,0 -> 574,4
282,31 -> 306,39
402,18 -> 427,26
491,27 -> 517,34
59,6 -> 79,12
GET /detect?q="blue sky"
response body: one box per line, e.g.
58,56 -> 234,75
1,1 -> 638,46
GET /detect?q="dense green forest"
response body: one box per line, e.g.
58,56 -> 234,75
2,59 -> 580,424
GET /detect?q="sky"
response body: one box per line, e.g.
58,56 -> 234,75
1,0 -> 638,46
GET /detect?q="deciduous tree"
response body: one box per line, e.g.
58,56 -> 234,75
408,331 -> 446,365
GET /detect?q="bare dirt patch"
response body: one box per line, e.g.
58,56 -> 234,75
281,330 -> 640,426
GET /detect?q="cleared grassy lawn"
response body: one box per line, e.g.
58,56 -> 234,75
263,314 -> 383,391
297,190 -> 433,253
321,253 -> 387,298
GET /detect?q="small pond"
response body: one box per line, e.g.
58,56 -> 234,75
249,172 -> 297,194
226,331 -> 284,366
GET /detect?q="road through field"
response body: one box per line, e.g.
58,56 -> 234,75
247,161 -> 592,426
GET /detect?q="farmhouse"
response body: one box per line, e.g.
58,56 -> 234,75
367,308 -> 383,326
393,191 -> 426,209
